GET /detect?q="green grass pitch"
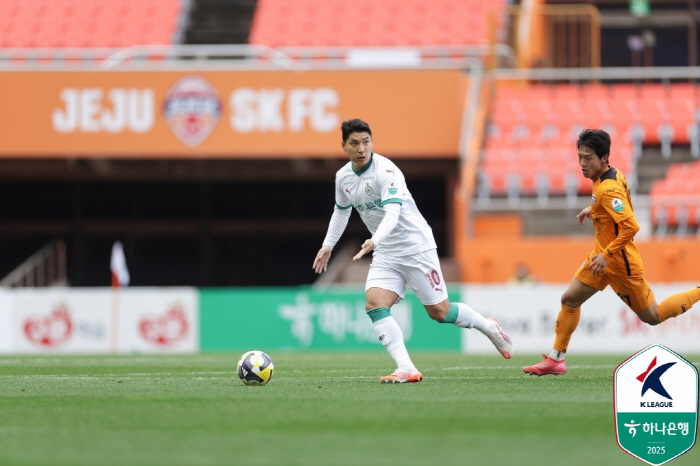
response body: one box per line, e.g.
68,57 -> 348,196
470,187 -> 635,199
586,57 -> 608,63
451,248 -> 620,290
0,352 -> 698,466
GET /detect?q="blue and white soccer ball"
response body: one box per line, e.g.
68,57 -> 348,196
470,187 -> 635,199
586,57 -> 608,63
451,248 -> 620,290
237,350 -> 274,386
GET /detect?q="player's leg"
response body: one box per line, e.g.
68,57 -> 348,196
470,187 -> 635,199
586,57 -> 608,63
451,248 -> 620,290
553,277 -> 599,356
405,250 -> 513,359
635,285 -> 699,326
524,270 -> 601,376
364,259 -> 421,383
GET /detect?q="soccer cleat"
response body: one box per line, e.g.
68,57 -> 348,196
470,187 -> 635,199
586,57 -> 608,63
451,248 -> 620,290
379,370 -> 423,384
523,354 -> 567,376
486,317 -> 513,359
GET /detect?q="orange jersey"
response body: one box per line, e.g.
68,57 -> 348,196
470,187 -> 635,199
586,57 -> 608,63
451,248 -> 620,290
590,167 -> 643,274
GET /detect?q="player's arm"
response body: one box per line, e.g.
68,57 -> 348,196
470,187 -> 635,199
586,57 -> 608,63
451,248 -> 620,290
588,216 -> 639,275
353,202 -> 401,261
604,215 -> 640,258
313,205 -> 352,273
577,206 -> 592,224
589,188 -> 639,275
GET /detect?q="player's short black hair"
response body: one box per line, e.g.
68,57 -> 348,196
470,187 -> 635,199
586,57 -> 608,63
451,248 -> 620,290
576,129 -> 611,160
341,119 -> 372,143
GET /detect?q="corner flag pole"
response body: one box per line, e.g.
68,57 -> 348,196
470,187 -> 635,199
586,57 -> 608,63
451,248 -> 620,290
110,241 -> 130,354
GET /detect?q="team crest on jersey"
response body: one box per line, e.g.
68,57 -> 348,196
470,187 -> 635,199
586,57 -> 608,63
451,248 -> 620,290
163,76 -> 222,148
612,198 -> 624,212
365,182 -> 373,195
591,195 -> 596,206
389,182 -> 398,195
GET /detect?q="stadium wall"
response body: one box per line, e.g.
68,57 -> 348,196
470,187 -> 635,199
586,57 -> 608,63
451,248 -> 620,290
0,70 -> 468,158
1,285 -> 697,355
460,237 -> 700,283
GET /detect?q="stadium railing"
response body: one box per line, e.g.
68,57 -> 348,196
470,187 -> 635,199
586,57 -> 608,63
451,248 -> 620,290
0,44 -> 515,71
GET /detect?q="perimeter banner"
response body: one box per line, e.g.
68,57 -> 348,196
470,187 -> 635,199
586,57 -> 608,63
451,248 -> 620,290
0,70 -> 467,157
199,287 -> 462,351
1,288 -> 198,354
461,284 -> 700,354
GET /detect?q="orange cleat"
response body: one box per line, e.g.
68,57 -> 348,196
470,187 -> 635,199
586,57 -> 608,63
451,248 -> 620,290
487,317 -> 513,359
380,370 -> 423,384
523,354 -> 567,376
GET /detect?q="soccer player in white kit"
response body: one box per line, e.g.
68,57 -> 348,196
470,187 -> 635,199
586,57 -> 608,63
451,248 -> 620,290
313,119 -> 513,383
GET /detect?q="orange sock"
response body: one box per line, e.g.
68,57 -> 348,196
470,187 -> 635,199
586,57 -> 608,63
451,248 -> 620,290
658,287 -> 700,322
553,304 -> 581,352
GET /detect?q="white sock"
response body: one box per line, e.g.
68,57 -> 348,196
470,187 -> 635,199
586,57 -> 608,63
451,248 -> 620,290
549,349 -> 565,361
453,302 -> 497,335
373,316 -> 417,372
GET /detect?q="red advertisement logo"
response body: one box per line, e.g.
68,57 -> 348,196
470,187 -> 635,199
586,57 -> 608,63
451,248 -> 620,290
139,304 -> 189,346
24,303 -> 73,347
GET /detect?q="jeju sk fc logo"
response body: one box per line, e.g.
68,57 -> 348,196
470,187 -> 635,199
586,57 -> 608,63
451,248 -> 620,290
163,76 -> 221,148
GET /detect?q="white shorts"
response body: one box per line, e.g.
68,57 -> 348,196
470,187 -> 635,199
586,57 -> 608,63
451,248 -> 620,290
365,248 -> 448,306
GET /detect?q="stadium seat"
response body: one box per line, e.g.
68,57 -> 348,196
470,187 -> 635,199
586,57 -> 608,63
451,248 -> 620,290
580,86 -> 612,130
668,83 -> 698,144
0,0 -> 183,48
650,161 -> 700,228
250,0 -> 507,47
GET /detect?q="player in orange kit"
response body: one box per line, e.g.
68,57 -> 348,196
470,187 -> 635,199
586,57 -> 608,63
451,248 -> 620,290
524,129 -> 700,376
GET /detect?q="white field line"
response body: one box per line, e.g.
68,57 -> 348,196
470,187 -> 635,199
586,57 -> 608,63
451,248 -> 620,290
0,364 -> 620,380
0,356 -> 228,366
0,372 -> 236,379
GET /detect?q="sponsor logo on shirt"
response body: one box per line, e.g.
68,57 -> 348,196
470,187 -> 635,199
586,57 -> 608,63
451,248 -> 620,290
612,198 -> 624,212
591,195 -> 596,206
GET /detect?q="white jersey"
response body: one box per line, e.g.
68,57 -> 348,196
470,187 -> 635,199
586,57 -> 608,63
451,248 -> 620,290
334,153 -> 436,257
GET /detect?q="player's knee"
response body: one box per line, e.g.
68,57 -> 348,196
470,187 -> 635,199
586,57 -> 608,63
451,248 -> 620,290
638,310 -> 661,326
426,308 -> 445,322
561,294 -> 582,309
365,301 -> 381,311
424,303 -> 449,322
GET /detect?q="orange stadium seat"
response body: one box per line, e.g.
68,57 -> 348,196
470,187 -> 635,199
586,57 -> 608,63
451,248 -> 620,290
0,0 -> 182,48
650,162 -> 700,227
250,0 -> 507,47
580,84 -> 612,129
609,84 -> 641,142
639,84 -> 670,143
668,84 -> 698,143
482,83 -> 651,200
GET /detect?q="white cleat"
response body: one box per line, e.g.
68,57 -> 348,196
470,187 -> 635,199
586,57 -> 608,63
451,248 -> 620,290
487,317 -> 513,359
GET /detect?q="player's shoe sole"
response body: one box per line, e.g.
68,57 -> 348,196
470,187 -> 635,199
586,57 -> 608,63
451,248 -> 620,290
523,353 -> 567,376
487,317 -> 513,359
380,370 -> 423,384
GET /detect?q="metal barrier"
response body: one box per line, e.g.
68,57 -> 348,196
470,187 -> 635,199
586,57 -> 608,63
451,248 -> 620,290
0,239 -> 67,288
0,43 -> 516,71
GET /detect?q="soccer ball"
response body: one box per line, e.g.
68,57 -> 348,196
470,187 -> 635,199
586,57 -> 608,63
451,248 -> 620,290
237,350 -> 274,386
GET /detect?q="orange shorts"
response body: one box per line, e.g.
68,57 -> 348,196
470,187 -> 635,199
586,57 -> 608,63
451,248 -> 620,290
574,252 -> 655,313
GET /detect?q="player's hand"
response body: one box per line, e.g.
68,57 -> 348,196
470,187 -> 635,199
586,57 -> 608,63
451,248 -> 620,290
313,245 -> 332,274
353,240 -> 375,261
577,206 -> 592,225
587,253 -> 609,276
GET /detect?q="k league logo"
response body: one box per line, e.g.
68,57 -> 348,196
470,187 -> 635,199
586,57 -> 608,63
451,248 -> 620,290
614,345 -> 699,465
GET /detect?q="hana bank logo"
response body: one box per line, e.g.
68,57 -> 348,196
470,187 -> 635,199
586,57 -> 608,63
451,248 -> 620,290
23,303 -> 73,347
163,76 -> 222,148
